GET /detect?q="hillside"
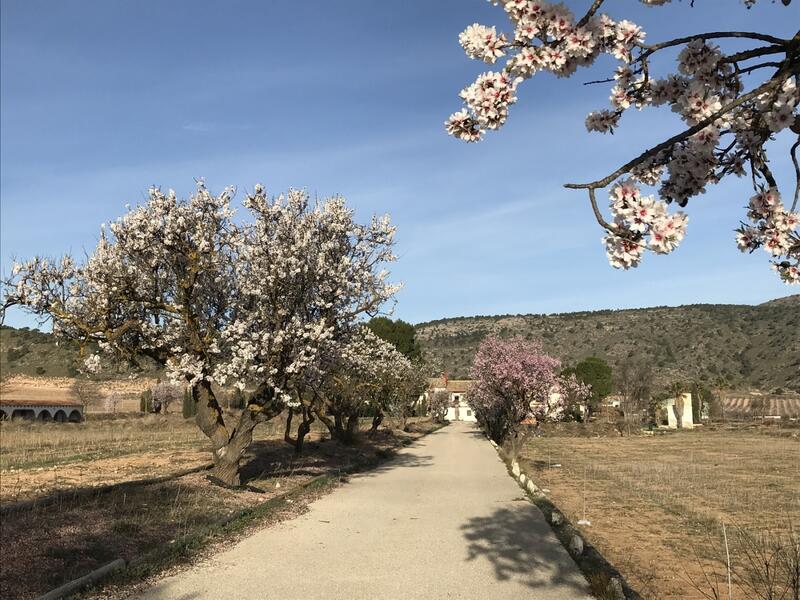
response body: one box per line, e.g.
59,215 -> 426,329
2,296 -> 798,393
415,295 -> 800,392
0,326 -> 162,381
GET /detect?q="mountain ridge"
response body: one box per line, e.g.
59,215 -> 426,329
415,295 -> 799,391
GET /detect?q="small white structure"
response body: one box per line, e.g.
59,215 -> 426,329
663,392 -> 693,429
425,376 -> 476,422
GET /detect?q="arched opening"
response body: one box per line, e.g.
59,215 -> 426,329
38,410 -> 53,422
12,409 -> 35,421
54,410 -> 67,423
68,410 -> 82,423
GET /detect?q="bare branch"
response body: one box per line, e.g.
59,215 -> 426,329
640,31 -> 790,59
575,0 -> 605,29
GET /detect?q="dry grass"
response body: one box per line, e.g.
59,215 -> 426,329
0,414 -> 442,599
519,428 -> 800,599
0,416 -> 206,471
0,415 -> 427,503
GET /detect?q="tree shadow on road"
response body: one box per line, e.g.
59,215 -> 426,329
461,505 -> 589,596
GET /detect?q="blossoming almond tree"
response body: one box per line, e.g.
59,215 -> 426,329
469,336 -> 591,460
447,0 -> 799,283
300,327 -> 417,443
1,183 -> 398,486
428,389 -> 451,424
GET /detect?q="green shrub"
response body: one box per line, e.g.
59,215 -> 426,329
7,346 -> 28,362
182,388 -> 197,419
140,389 -> 153,413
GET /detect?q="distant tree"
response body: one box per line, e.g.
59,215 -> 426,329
151,381 -> 183,414
140,388 -> 154,413
181,387 -> 197,419
104,392 -> 122,414
302,327 -> 416,445
429,389 -> 451,424
615,359 -> 653,426
689,381 -> 713,423
567,356 -> 612,419
71,378 -> 97,411
367,317 -> 421,360
750,397 -> 767,422
469,336 -> 587,461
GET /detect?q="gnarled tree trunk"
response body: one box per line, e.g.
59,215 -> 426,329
284,405 -> 315,454
344,413 -> 359,444
368,412 -> 383,438
294,406 -> 314,454
194,379 -> 284,487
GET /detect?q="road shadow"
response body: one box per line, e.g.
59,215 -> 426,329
461,505 -> 589,595
143,589 -> 203,600
353,451 -> 435,479
0,429 -> 434,599
459,428 -> 486,439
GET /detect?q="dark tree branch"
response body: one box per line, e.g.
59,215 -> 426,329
576,0 -> 606,29
640,31 -> 790,59
564,75 -> 787,192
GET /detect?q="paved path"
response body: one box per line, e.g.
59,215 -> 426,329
141,422 -> 590,599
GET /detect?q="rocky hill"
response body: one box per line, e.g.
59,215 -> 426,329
0,326 -> 162,381
2,296 -> 798,393
416,295 -> 800,392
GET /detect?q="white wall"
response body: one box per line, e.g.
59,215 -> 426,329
446,395 -> 477,422
665,393 -> 694,429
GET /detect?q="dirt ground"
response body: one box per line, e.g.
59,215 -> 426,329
0,417 -> 442,600
519,427 -> 800,599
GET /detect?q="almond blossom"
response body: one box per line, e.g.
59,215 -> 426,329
1,182 -> 399,486
448,0 -> 799,283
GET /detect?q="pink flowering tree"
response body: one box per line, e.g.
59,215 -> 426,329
468,336 -> 589,460
447,1 -> 799,283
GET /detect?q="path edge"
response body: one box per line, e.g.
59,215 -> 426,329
488,435 -> 641,600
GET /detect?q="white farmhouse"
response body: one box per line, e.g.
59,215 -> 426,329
425,376 -> 476,422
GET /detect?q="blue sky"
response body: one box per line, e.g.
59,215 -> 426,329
1,0 -> 798,328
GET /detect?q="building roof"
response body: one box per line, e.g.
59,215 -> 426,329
0,398 -> 83,408
446,380 -> 473,393
426,377 -> 474,394
0,384 -> 82,408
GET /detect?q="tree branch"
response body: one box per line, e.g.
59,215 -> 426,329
564,75 -> 787,192
576,0 -> 606,29
639,31 -> 790,59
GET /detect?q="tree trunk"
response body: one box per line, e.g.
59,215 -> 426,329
315,408 -> 336,437
344,413 -> 359,444
193,379 -> 284,487
334,412 -> 346,439
294,406 -> 314,454
507,426 -> 530,464
368,412 -> 383,438
284,409 -> 295,447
